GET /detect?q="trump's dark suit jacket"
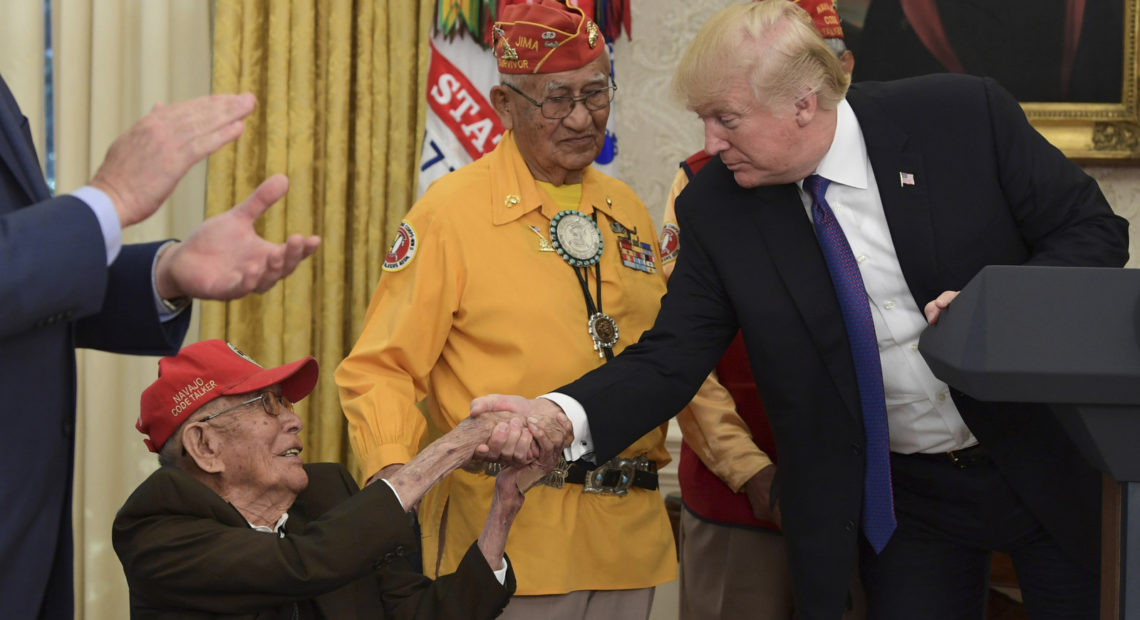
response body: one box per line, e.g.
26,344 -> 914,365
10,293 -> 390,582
560,74 -> 1129,619
0,74 -> 190,619
113,463 -> 514,619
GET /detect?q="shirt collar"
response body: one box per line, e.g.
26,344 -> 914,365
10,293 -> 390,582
809,99 -> 869,191
248,512 -> 289,536
489,131 -> 630,228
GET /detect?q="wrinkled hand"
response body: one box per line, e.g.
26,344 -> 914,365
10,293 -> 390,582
472,416 -> 539,466
507,417 -> 562,493
91,93 -> 256,228
470,394 -> 574,460
153,174 -> 321,300
743,465 -> 781,526
923,290 -> 960,325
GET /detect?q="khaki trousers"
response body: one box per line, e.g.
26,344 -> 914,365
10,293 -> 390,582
679,507 -> 865,620
498,587 -> 655,620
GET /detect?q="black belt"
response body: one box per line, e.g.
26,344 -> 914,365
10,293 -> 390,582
564,457 -> 658,495
895,443 -> 989,469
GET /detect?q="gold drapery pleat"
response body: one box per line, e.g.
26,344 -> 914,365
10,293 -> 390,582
205,0 -> 433,476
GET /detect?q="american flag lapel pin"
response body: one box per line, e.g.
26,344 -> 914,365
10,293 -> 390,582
899,171 -> 916,187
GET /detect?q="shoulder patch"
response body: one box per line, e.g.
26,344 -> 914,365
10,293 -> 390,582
660,223 -> 680,264
383,221 -> 418,272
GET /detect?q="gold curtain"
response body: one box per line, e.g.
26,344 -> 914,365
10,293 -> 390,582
205,0 -> 433,476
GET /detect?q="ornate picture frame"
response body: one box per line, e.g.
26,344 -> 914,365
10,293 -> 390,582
838,0 -> 1139,161
1027,0 -> 1139,160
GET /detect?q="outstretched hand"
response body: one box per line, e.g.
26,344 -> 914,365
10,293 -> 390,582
92,93 -> 257,229
153,174 -> 321,301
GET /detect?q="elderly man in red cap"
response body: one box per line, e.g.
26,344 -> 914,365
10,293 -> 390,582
113,339 -> 539,619
336,1 -> 683,617
659,2 -> 863,618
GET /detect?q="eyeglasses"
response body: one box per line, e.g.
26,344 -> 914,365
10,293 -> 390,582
198,390 -> 293,424
501,81 -> 617,120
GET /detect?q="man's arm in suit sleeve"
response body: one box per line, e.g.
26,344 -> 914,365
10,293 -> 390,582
113,464 -> 435,613
661,169 -> 770,492
74,240 -> 190,355
0,193 -> 188,354
559,184 -> 740,463
985,77 -> 1129,267
0,195 -> 117,340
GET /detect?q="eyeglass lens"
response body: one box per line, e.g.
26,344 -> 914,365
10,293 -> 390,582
261,391 -> 294,416
542,87 -> 615,119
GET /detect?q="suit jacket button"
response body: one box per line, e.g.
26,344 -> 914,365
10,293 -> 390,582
395,545 -> 406,557
850,444 -> 862,456
845,520 -> 856,532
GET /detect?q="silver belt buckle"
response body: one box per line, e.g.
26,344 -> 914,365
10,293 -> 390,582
583,456 -> 641,496
539,457 -> 569,489
484,458 -> 570,490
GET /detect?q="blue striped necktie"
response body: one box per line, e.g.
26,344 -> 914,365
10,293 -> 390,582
803,174 -> 896,553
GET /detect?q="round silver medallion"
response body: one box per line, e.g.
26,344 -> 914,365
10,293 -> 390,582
588,312 -> 619,349
550,210 -> 604,267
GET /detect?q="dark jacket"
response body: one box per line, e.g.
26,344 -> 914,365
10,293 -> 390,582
0,73 -> 190,620
560,74 -> 1129,619
113,463 -> 514,619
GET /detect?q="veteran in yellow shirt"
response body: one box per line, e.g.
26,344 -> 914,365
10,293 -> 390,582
336,2 -> 678,618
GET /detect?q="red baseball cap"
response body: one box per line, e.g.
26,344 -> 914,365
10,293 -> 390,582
137,339 -> 318,453
493,0 -> 605,74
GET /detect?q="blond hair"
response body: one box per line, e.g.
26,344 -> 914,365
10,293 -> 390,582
673,0 -> 850,112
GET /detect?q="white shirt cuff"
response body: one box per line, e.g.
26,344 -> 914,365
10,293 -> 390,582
492,557 -> 509,585
150,240 -> 187,322
72,185 -> 121,266
540,393 -> 594,461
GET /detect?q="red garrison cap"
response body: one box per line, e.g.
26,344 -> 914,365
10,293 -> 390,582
493,0 -> 606,74
794,0 -> 845,40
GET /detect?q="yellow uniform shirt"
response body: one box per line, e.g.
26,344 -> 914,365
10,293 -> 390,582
337,132 -> 676,595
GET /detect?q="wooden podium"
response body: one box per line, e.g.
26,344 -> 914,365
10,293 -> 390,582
919,265 -> 1140,619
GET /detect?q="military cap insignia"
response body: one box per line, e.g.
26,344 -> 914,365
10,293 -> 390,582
587,20 -> 599,48
226,342 -> 263,367
494,24 -> 519,61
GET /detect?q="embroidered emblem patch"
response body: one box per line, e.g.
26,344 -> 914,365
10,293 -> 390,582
659,223 -> 680,264
383,221 -> 418,272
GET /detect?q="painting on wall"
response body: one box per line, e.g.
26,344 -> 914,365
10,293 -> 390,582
834,0 -> 1140,160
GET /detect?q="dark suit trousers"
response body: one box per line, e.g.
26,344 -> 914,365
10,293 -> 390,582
858,450 -> 1098,620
